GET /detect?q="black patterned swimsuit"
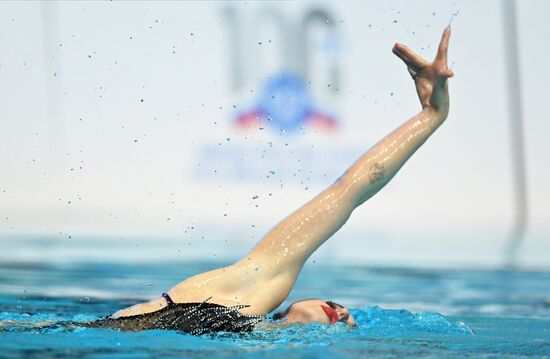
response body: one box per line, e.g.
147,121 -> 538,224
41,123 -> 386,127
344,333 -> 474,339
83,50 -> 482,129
82,293 -> 265,335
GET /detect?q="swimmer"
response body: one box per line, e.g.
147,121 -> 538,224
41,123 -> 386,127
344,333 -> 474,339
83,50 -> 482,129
86,26 -> 454,334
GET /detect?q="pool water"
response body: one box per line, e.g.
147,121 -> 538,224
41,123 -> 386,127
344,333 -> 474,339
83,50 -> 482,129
1,260 -> 549,358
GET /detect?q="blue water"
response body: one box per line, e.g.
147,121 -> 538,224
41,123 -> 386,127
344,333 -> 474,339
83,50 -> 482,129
1,261 -> 549,358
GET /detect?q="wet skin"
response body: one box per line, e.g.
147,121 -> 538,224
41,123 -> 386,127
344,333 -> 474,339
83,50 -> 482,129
277,299 -> 356,327
113,27 -> 454,325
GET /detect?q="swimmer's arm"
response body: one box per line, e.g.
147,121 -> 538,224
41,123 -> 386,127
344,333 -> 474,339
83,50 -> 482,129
122,111 -> 450,316
164,27 -> 454,315
229,27 -> 454,313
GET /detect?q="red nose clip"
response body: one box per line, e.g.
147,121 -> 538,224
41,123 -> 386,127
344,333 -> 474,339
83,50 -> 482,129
321,305 -> 339,324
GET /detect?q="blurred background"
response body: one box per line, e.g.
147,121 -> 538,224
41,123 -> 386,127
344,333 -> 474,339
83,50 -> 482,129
0,0 -> 548,269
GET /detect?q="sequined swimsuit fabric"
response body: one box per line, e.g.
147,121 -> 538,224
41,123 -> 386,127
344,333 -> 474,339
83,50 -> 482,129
82,294 -> 265,335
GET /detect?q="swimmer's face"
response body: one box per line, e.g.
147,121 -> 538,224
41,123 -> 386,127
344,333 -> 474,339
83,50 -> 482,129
273,298 -> 356,327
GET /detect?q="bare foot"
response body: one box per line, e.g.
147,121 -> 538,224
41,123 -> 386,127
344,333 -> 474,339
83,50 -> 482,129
392,26 -> 454,117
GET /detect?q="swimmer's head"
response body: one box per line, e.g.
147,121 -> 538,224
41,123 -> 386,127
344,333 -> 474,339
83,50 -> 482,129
272,298 -> 356,327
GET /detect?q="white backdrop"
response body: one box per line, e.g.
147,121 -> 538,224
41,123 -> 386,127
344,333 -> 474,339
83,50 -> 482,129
0,0 -> 548,268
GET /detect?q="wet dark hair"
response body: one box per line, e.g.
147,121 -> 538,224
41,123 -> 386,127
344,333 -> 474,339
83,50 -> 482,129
326,300 -> 344,310
272,307 -> 290,320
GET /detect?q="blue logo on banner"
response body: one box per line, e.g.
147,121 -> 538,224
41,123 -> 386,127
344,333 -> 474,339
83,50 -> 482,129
236,72 -> 337,133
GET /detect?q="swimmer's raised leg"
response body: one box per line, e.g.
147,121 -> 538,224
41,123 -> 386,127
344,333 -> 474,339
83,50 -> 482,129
113,27 -> 454,318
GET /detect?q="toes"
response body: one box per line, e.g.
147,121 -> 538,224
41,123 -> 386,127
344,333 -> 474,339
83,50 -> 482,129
436,26 -> 451,63
393,43 -> 429,70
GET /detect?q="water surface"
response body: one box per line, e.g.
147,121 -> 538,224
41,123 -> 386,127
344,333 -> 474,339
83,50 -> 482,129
1,261 -> 549,358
